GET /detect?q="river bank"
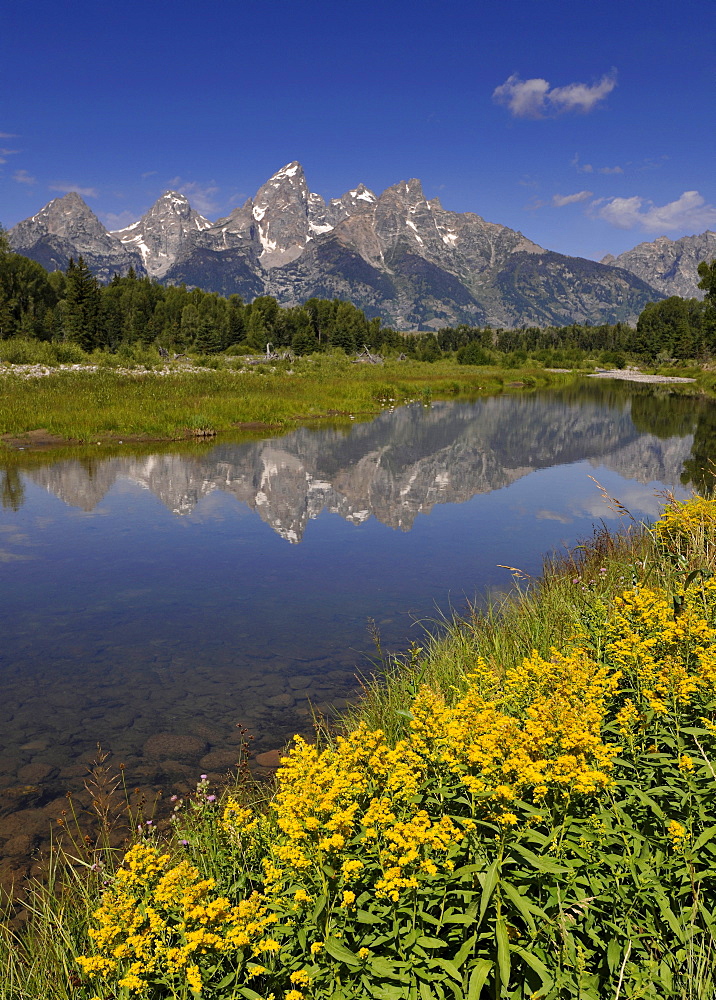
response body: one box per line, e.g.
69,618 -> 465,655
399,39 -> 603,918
0,355 -> 571,452
2,348 -> 713,455
3,490 -> 715,999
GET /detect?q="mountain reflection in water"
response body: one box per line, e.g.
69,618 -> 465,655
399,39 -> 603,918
0,382 -> 706,889
13,387 -> 701,541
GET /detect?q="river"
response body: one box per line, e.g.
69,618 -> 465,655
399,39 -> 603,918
0,381 -> 710,887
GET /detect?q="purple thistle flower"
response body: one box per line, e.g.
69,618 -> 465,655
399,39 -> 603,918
207,794 -> 217,803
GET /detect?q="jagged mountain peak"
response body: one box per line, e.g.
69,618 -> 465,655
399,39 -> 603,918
349,183 -> 377,202
379,177 -> 428,205
111,191 -> 212,278
27,191 -> 105,236
326,184 -> 378,226
154,191 -> 193,213
266,161 -> 306,184
114,190 -> 211,229
601,230 -> 716,299
255,162 -> 311,211
251,161 -> 331,265
9,190 -> 144,280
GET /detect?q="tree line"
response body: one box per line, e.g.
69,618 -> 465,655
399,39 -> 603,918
0,226 -> 714,363
0,240 -> 401,356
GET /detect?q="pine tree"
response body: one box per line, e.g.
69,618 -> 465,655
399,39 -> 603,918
193,315 -> 223,353
245,308 -> 269,351
180,303 -> 200,345
698,259 -> 716,305
63,256 -> 101,351
226,295 -> 246,347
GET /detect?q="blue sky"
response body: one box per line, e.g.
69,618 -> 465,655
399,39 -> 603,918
1,0 -> 713,260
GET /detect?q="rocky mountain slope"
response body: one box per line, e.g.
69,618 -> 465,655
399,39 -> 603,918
602,231 -> 716,300
9,191 -> 145,280
9,163 -> 665,328
112,192 -> 212,278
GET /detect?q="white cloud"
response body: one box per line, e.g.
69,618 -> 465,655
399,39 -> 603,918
535,509 -> 572,523
141,170 -> 157,180
593,190 -> 716,232
0,132 -> 18,139
49,183 -> 99,198
572,153 -> 624,175
167,178 -> 220,215
0,147 -> 20,164
548,73 -> 617,113
13,169 -> 35,185
552,190 -> 593,207
494,71 -> 616,119
493,74 -> 551,118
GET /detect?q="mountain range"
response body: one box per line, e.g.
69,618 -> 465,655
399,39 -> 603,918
8,162 -> 714,329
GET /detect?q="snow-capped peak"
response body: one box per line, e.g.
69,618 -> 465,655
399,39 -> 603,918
349,185 -> 377,203
271,161 -> 303,182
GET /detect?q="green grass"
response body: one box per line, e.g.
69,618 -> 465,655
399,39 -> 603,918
0,353 -> 569,447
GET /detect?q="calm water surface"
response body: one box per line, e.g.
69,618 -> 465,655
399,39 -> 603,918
0,382 -> 710,881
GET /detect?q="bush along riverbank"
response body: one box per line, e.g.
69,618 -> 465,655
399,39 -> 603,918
4,494 -> 716,999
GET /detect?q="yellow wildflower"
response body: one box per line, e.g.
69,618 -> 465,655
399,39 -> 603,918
667,819 -> 688,852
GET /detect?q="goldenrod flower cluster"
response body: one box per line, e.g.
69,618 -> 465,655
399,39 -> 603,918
261,645 -> 623,913
221,796 -> 258,841
666,819 -> 688,852
410,648 -> 620,808
654,494 -> 716,563
77,843 -> 276,995
604,585 -> 716,715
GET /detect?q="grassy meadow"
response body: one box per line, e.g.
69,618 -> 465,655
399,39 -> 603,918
2,492 -> 716,999
0,341 -> 568,447
2,336 -> 715,451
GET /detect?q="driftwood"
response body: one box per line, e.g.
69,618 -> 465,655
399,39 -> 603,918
158,347 -> 189,361
244,344 -> 295,365
352,344 -> 384,365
